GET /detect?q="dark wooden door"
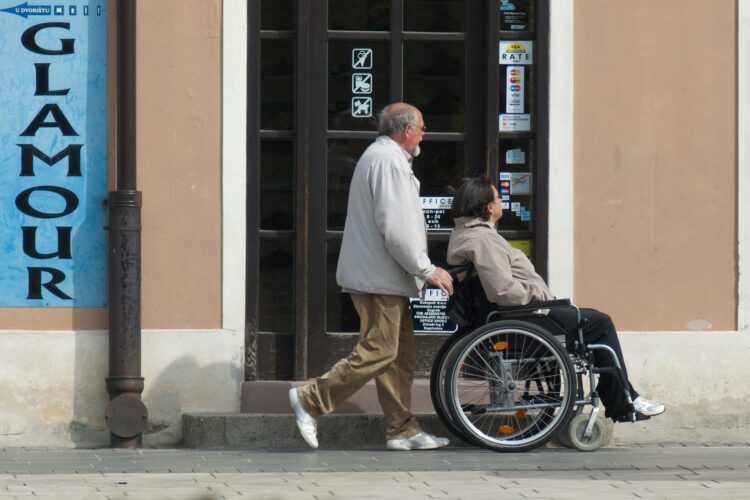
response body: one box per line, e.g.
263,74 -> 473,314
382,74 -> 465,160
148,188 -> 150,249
247,0 -> 548,381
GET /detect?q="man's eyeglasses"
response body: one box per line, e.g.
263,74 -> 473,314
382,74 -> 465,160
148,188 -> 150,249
407,123 -> 427,132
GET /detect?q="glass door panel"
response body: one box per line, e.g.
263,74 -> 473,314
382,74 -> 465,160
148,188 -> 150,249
404,41 -> 465,133
404,0 -> 465,32
412,141 -> 466,231
329,0 -> 390,31
260,140 -> 295,230
260,40 -> 295,130
326,239 -> 359,332
327,139 -> 370,230
259,239 -> 295,332
260,0 -> 295,30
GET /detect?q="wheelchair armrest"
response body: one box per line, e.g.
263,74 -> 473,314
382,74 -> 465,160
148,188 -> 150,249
445,263 -> 473,278
486,298 -> 572,319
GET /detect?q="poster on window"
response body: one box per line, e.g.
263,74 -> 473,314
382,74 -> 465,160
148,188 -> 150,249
499,41 -> 533,65
505,66 -> 524,113
411,289 -> 458,334
500,0 -> 529,31
499,114 -> 531,132
0,2 -> 108,307
421,196 -> 453,231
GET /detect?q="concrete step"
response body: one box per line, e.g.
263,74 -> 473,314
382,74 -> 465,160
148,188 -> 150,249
183,379 -> 469,449
183,413 -> 471,449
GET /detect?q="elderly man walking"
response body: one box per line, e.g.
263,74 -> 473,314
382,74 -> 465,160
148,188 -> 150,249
289,103 -> 454,450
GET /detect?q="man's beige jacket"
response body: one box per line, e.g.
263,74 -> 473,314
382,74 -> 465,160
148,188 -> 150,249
336,136 -> 434,298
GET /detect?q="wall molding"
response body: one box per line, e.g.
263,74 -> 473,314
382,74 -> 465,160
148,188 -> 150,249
738,0 -> 749,332
547,0 -> 575,299
221,0 -> 248,336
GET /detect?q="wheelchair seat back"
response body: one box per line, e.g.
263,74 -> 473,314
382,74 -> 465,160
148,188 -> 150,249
445,264 -> 495,329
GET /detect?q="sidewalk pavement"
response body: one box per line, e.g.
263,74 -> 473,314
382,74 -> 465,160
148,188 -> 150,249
1,444 -> 749,499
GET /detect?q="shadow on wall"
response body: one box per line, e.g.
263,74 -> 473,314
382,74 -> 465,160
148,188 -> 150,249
70,332 -> 241,448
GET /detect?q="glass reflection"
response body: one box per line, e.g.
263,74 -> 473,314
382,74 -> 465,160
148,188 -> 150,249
404,41 -> 464,132
329,0 -> 390,31
261,0 -> 295,31
404,0 -> 464,32
259,239 -> 294,332
428,239 -> 450,268
261,40 -> 294,130
328,140 -> 370,230
326,240 -> 360,332
260,140 -> 294,230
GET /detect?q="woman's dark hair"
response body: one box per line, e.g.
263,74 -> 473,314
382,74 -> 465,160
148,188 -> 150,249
452,177 -> 495,220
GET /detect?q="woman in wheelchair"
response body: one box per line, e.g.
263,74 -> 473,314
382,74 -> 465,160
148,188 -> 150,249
446,177 -> 664,423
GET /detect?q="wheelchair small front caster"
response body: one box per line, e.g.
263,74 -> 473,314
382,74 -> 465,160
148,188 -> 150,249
567,413 -> 607,452
554,406 -> 582,448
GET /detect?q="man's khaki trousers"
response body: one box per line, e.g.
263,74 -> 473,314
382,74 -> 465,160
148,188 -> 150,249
297,293 -> 421,440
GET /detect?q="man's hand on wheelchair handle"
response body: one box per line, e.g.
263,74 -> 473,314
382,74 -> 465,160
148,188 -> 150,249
427,267 -> 454,295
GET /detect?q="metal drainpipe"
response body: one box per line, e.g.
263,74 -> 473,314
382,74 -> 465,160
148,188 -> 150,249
105,0 -> 147,449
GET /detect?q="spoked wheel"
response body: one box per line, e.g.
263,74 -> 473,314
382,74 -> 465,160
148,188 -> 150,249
443,320 -> 576,452
430,331 -> 475,444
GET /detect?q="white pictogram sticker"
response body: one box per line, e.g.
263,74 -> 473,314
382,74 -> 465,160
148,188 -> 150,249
351,97 -> 372,117
352,73 -> 373,94
352,48 -> 373,69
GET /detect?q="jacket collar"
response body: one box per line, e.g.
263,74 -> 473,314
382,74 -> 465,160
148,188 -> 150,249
453,216 -> 495,229
376,135 -> 414,163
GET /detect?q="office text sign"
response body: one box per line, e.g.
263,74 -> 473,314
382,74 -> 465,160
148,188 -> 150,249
0,2 -> 107,307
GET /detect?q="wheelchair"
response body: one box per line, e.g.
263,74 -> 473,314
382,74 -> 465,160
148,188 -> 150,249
430,264 -> 638,452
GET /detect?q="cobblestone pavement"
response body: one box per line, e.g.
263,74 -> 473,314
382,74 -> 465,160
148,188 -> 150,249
0,445 -> 749,499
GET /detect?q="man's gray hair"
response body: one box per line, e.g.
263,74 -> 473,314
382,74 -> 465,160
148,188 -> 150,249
377,105 -> 418,136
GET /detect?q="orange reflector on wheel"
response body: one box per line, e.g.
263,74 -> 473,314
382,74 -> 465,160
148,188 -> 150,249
498,425 -> 514,434
492,341 -> 508,350
515,409 -> 528,417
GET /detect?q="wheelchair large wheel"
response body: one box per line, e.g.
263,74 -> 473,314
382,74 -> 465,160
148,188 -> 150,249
430,331 -> 475,443
443,320 -> 576,452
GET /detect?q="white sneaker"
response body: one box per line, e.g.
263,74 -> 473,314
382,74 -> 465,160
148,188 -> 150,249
633,396 -> 665,417
386,431 -> 449,451
289,388 -> 318,449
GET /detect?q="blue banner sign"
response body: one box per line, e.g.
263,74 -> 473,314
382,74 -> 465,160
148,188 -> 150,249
0,1 -> 107,307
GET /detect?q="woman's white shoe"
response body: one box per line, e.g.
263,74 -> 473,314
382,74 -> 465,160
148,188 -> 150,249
633,396 -> 665,416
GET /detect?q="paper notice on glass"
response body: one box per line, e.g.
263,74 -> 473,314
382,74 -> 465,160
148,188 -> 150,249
510,173 -> 532,195
506,148 -> 526,164
420,196 -> 453,230
505,66 -> 524,113
499,114 -> 531,132
500,0 -> 529,31
499,41 -> 533,65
